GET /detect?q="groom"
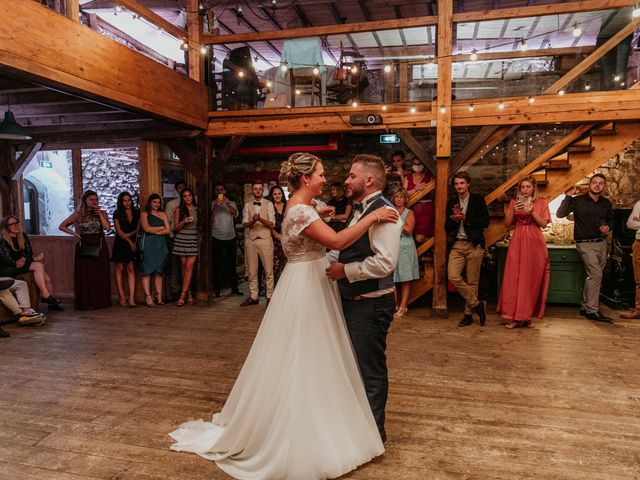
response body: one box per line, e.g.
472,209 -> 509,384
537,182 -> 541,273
326,154 -> 402,442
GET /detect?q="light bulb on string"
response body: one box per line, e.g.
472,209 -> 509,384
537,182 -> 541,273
585,83 -> 591,91
633,4 -> 640,17
468,103 -> 475,112
295,88 -> 301,95
381,104 -> 388,111
313,64 -> 320,75
527,96 -> 535,104
519,38 -> 528,52
384,64 -> 392,74
351,100 -> 358,108
180,39 -> 189,51
470,49 -> 478,61
280,62 -> 288,72
410,105 -> 417,114
350,65 -> 358,74
572,23 -> 582,37
266,81 -> 273,88
439,105 -> 446,114
114,5 -> 122,14
558,89 -> 565,96
238,71 -> 245,78
200,45 -> 208,55
498,100 -> 505,110
614,74 -> 621,82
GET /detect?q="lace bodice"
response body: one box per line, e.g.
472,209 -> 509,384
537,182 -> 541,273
281,204 -> 326,262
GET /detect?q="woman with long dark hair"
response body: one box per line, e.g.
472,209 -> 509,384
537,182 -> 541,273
268,185 -> 288,285
173,188 -> 198,306
59,190 -> 111,310
112,192 -> 140,307
140,194 -> 170,307
327,182 -> 352,232
0,215 -> 63,311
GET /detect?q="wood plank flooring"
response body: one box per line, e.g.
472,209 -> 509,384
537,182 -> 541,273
0,296 -> 639,479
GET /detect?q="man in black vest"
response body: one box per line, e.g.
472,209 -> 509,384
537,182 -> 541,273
445,171 -> 490,327
325,154 -> 402,443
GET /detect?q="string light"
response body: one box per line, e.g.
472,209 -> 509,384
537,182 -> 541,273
572,22 -> 582,37
180,39 -> 189,51
498,100 -> 505,110
280,62 -> 288,72
295,88 -> 301,95
350,65 -> 358,74
614,74 -> 621,82
114,5 -> 122,14
200,45 -> 208,55
468,103 -> 475,112
312,64 -> 320,75
439,105 -> 446,114
410,105 -> 417,114
266,81 -> 273,88
519,38 -> 528,51
381,104 -> 388,111
558,89 -> 566,96
238,71 -> 245,78
527,96 -> 535,104
351,100 -> 358,107
384,64 -> 392,74
585,83 -> 591,91
470,49 -> 478,61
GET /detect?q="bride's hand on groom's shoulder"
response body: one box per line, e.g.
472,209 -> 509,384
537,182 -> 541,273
325,261 -> 346,281
374,206 -> 400,224
316,206 -> 336,219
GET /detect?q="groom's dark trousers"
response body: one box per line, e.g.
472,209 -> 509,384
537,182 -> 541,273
342,294 -> 395,431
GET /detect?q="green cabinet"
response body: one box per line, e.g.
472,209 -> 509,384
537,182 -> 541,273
496,243 -> 586,305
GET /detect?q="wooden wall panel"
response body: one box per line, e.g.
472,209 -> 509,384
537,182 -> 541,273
0,0 -> 207,129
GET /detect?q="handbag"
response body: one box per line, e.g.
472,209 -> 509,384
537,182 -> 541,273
79,238 -> 102,258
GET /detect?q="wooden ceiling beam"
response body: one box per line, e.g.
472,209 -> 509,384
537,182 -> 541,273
452,46 -> 597,63
203,15 -> 438,45
117,0 -> 186,40
12,142 -> 43,181
5,102 -> 122,117
20,112 -> 147,127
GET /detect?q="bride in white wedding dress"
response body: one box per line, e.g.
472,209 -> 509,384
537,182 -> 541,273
169,153 -> 399,480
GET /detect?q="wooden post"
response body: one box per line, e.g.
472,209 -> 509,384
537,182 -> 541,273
385,63 -> 395,104
186,0 -> 204,83
432,0 -> 453,318
138,141 -> 162,205
71,148 -> 83,209
64,0 -> 79,22
399,60 -> 409,103
195,136 -> 212,303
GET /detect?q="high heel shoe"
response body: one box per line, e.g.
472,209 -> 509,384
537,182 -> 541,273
187,291 -> 194,305
154,293 -> 165,305
176,292 -> 187,307
118,294 -> 128,307
393,306 -> 408,320
505,321 -> 521,329
144,295 -> 156,307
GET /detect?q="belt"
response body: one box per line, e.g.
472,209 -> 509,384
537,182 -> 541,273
576,238 -> 605,244
345,292 -> 394,302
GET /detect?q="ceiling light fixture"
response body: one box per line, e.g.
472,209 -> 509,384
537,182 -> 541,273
0,95 -> 31,140
470,49 -> 478,61
572,23 -> 582,37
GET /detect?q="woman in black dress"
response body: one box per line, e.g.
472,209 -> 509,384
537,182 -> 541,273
112,192 -> 140,307
268,185 -> 288,286
327,182 -> 352,232
59,190 -> 111,310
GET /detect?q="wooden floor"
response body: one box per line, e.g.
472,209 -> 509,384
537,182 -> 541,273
1,295 -> 639,480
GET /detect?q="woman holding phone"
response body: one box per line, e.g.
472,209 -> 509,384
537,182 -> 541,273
497,176 -> 551,328
173,188 -> 198,306
59,190 -> 112,310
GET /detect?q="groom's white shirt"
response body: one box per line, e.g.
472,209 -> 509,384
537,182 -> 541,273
328,190 -> 402,297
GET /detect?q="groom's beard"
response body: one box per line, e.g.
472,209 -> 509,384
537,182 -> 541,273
346,184 -> 365,202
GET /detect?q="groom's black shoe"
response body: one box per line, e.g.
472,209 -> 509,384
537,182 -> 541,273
474,300 -> 487,326
458,315 -> 473,327
240,297 -> 259,307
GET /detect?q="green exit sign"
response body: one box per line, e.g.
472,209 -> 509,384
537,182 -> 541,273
379,133 -> 400,144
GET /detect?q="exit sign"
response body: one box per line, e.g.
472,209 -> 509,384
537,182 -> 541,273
379,133 -> 400,144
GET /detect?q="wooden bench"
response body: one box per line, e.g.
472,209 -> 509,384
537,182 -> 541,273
0,272 -> 41,324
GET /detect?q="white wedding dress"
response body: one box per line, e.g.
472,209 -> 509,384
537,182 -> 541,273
169,204 -> 384,479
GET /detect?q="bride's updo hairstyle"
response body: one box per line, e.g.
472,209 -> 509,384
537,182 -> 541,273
280,152 -> 322,191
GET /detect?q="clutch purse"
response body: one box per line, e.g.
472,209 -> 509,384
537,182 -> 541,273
78,238 -> 102,258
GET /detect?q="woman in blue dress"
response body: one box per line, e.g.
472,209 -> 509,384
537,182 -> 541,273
391,187 -> 420,319
140,194 -> 170,307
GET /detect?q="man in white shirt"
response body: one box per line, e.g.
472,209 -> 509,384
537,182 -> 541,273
325,154 -> 402,443
164,181 -> 187,301
241,181 -> 275,306
621,200 -> 640,319
212,182 -> 242,297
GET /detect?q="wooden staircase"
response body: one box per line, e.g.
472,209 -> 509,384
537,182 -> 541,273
406,121 -> 640,305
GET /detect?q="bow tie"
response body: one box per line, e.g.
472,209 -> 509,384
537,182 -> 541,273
253,201 -> 262,206
352,202 -> 363,213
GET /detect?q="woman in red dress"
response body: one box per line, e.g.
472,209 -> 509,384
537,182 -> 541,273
403,158 -> 434,243
497,176 -> 551,328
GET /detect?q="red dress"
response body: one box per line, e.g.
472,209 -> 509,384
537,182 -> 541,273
406,172 -> 434,238
497,198 -> 551,321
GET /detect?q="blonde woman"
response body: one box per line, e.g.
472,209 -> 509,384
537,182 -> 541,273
0,215 -> 62,311
497,176 -> 551,328
170,152 -> 399,480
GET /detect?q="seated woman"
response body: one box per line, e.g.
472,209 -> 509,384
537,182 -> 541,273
0,215 -> 63,311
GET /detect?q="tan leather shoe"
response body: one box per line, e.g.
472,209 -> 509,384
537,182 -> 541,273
620,310 -> 640,319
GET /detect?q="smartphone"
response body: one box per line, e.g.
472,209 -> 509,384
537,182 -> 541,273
217,193 -> 224,201
516,195 -> 524,203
